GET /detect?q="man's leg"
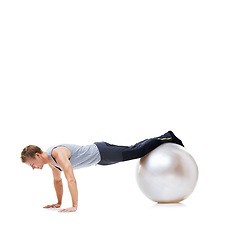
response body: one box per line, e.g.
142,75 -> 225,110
96,131 -> 184,165
122,131 -> 184,161
95,142 -> 129,165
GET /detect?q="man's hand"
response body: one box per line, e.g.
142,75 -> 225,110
43,203 -> 61,209
59,206 -> 77,213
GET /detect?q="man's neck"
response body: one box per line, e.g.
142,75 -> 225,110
42,152 -> 52,165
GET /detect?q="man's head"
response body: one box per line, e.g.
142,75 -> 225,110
21,145 -> 45,170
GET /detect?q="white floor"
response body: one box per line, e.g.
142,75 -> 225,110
2,156 -> 240,240
1,1 -> 240,239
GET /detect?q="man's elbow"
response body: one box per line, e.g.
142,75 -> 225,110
67,177 -> 77,185
54,178 -> 62,184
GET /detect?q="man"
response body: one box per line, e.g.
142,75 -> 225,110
21,130 -> 184,212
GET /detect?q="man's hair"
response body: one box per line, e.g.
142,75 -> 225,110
21,145 -> 43,163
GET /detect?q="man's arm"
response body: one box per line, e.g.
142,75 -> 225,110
61,162 -> 78,211
53,173 -> 63,205
43,165 -> 63,209
52,149 -> 78,212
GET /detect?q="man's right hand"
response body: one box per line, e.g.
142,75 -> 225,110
43,203 -> 61,209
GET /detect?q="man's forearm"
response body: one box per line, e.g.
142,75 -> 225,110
54,179 -> 63,204
67,179 -> 78,208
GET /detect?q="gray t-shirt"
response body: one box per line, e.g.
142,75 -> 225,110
46,143 -> 101,171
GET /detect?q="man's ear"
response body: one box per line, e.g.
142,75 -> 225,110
35,153 -> 40,158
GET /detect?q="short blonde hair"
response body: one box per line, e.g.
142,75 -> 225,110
21,145 -> 43,162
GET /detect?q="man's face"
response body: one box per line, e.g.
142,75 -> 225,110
25,155 -> 44,170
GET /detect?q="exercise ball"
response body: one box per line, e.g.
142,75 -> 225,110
136,143 -> 198,203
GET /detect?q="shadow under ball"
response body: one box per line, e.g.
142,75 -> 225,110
136,143 -> 198,203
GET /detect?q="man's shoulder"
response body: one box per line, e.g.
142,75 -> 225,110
52,145 -> 71,159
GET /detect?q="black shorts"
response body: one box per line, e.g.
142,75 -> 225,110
95,131 -> 184,166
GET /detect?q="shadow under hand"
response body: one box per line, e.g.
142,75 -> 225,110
43,207 -> 62,212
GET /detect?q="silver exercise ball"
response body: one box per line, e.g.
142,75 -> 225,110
136,143 -> 198,203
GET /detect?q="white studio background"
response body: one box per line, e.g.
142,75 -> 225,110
0,0 -> 239,239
